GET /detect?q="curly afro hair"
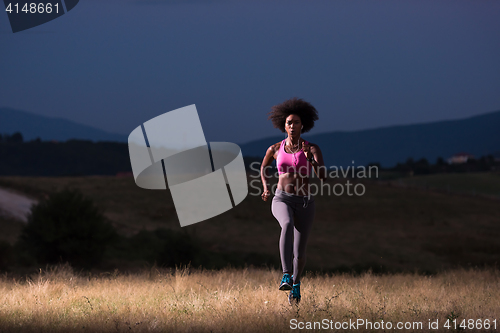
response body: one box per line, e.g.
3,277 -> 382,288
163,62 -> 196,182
267,97 -> 319,133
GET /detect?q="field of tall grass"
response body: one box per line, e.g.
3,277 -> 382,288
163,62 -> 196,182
0,264 -> 499,332
1,174 -> 499,331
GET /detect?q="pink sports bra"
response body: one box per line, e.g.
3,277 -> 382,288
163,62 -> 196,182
276,139 -> 312,176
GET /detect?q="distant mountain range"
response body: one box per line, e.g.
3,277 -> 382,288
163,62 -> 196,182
239,110 -> 500,168
0,108 -> 127,142
1,107 -> 499,168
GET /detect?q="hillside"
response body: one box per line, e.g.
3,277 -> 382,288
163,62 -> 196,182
0,108 -> 127,142
1,174 -> 499,273
239,110 -> 500,167
1,108 -> 499,171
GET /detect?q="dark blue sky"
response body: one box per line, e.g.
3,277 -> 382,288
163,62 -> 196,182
1,0 -> 499,144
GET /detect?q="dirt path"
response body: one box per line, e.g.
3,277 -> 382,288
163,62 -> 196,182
0,187 -> 37,222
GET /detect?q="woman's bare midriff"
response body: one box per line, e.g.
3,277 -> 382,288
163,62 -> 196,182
277,173 -> 310,196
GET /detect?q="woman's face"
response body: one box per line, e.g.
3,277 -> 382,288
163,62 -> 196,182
285,114 -> 302,137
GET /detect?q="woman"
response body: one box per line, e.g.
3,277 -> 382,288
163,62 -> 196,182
260,97 -> 326,305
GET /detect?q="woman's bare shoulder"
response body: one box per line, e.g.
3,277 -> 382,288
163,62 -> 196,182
306,142 -> 323,156
266,141 -> 282,153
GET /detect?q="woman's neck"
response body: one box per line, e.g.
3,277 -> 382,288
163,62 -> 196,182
287,136 -> 301,146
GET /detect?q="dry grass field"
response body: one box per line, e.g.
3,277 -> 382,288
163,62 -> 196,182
0,174 -> 499,332
0,264 -> 499,332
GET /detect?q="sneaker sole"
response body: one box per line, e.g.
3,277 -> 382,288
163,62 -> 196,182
279,283 -> 292,291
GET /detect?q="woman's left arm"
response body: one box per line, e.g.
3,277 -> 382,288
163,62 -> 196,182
303,143 -> 327,180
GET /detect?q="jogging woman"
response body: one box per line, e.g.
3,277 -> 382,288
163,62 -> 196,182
260,97 -> 326,305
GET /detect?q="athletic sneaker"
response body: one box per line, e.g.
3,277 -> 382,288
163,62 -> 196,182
279,273 -> 292,291
288,282 -> 301,305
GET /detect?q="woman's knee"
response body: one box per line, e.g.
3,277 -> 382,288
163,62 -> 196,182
280,218 -> 294,231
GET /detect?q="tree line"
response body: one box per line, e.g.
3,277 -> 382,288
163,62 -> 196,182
1,132 -> 498,176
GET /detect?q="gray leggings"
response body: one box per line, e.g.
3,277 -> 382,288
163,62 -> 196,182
271,188 -> 315,284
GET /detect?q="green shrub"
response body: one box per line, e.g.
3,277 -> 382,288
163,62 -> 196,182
126,228 -> 203,267
0,241 -> 13,271
19,189 -> 117,269
154,228 -> 202,267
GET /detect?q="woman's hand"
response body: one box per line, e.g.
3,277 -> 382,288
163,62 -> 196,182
301,141 -> 313,160
261,189 -> 271,201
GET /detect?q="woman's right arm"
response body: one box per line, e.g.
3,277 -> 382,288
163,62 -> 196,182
260,145 -> 276,201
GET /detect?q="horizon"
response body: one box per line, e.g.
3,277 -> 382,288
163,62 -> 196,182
1,105 -> 499,145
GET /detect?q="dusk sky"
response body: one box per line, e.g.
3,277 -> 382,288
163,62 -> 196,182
1,0 -> 499,145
